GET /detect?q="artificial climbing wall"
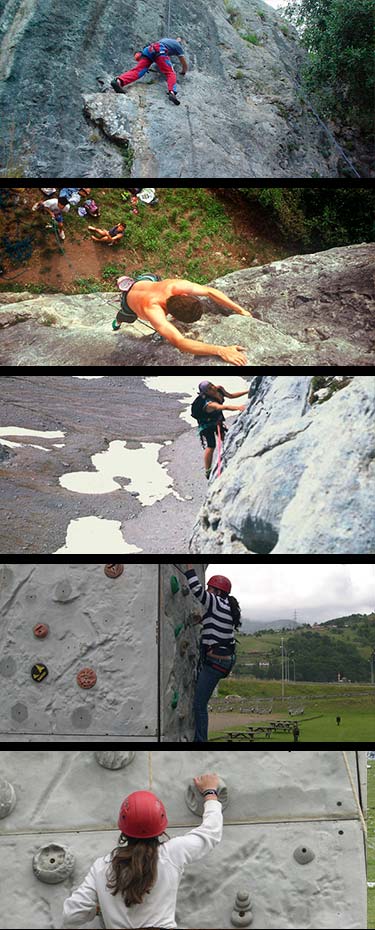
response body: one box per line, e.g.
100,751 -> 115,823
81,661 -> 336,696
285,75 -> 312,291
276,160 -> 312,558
0,563 -> 205,742
160,563 -> 208,743
0,751 -> 367,929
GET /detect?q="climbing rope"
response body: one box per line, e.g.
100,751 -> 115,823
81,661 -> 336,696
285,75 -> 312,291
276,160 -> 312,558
148,750 -> 153,790
342,751 -> 367,837
165,0 -> 172,34
294,74 -> 362,178
216,425 -> 222,478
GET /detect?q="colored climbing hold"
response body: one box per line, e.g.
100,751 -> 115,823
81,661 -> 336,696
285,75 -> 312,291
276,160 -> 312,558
171,575 -> 180,594
104,564 -> 124,579
171,690 -> 179,709
77,668 -> 97,689
174,623 -> 184,638
31,663 -> 49,682
33,624 -> 49,639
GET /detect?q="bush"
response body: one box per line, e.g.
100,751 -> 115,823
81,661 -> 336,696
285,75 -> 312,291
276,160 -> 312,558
284,0 -> 375,131
237,187 -> 375,249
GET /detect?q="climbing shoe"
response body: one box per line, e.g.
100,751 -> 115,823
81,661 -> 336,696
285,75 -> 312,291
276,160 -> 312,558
168,91 -> 180,105
111,79 -> 125,94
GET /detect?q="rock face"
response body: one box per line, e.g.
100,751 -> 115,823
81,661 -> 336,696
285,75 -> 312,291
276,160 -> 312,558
0,563 -> 206,742
0,0 -> 342,177
1,244 -> 374,366
0,750 -> 367,929
190,375 -> 375,555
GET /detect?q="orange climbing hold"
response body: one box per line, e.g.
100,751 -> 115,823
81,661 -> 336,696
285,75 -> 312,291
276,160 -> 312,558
104,564 -> 124,578
77,668 -> 97,689
33,624 -> 49,639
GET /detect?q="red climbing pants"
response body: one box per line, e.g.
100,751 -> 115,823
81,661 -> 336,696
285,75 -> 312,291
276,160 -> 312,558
118,55 -> 177,93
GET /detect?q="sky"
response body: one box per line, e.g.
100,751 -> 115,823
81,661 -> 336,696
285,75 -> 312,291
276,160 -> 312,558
208,564 -> 375,625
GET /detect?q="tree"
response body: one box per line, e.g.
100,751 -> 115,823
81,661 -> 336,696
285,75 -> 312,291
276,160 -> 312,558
284,0 -> 375,131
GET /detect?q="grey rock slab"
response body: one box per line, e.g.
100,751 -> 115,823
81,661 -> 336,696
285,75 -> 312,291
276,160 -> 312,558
190,375 -> 375,554
1,0 -> 341,177
1,244 -> 373,367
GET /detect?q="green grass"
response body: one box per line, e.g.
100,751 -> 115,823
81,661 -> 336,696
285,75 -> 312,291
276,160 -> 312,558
369,762 -> 375,928
1,187 -> 291,294
210,678 -> 375,742
241,33 -> 261,45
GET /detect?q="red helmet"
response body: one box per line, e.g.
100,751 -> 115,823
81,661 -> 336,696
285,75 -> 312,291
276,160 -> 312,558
118,791 -> 168,838
207,575 -> 232,595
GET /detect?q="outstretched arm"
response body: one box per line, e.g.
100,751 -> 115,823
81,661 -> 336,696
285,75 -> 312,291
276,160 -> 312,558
205,402 -> 246,412
145,308 -> 248,366
179,55 -> 188,74
173,280 -> 253,317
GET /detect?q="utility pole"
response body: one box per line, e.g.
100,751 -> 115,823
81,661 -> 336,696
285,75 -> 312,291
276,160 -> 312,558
281,637 -> 285,700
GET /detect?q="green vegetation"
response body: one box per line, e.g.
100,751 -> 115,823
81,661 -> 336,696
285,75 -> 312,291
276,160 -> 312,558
369,761 -> 375,928
1,187 -> 291,294
241,33 -> 261,45
209,679 -> 375,741
234,613 -> 375,683
237,187 -> 375,249
284,0 -> 375,133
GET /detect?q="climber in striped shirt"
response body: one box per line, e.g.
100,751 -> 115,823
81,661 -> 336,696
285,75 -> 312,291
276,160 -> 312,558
183,565 -> 242,742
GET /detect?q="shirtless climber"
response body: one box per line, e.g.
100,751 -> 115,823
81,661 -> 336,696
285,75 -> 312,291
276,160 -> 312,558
113,275 -> 253,365
111,37 -> 188,105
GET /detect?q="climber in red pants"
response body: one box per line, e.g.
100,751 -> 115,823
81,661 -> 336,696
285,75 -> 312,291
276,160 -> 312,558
111,37 -> 188,105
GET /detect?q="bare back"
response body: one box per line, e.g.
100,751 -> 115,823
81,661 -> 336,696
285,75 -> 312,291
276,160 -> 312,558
126,278 -> 192,323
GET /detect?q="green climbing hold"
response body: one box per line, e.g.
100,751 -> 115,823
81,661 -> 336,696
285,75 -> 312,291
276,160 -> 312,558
171,690 -> 179,710
171,576 -> 180,595
174,623 -> 184,638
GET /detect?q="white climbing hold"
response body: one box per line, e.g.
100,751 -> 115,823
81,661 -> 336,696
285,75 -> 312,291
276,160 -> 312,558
0,779 -> 16,819
294,845 -> 315,865
32,843 -> 75,884
185,777 -> 229,816
95,751 -> 136,770
231,890 -> 253,927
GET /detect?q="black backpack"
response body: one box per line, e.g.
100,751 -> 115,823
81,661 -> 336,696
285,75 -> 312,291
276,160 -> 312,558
191,394 -> 206,423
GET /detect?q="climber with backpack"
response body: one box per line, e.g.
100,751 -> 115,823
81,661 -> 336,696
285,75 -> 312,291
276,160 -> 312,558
111,37 -> 188,105
62,775 -> 223,928
182,565 -> 242,744
192,381 -> 248,479
111,275 -> 252,365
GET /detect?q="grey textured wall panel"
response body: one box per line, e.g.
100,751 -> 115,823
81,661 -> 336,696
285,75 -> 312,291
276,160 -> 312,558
0,564 -> 158,738
0,750 -> 367,930
0,563 -> 207,741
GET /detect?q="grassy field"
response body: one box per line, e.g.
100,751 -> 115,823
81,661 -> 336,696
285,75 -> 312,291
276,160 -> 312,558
369,761 -> 375,928
209,679 -> 375,742
0,187 -> 291,294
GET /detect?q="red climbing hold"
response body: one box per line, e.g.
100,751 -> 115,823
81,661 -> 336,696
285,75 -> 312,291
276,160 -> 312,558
33,624 -> 49,639
104,564 -> 124,579
77,668 -> 97,689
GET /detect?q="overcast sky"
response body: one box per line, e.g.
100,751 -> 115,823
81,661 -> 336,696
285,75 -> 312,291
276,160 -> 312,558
264,0 -> 290,8
207,564 -> 375,624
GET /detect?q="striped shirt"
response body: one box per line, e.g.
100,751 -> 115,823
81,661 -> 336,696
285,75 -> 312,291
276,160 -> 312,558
185,570 -> 235,647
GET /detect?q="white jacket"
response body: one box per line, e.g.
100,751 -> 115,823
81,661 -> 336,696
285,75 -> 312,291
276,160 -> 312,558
63,799 -> 223,929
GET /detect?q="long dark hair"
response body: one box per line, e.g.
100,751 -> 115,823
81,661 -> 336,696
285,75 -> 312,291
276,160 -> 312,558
228,595 -> 242,629
107,833 -> 166,907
